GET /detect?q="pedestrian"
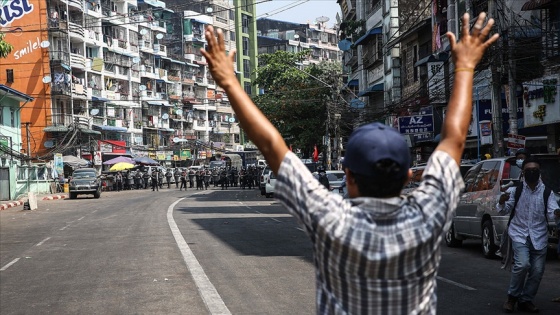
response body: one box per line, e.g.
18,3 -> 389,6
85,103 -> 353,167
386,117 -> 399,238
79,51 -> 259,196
143,170 -> 150,189
165,169 -> 172,188
514,148 -> 529,169
180,169 -> 187,191
201,12 -> 498,314
151,171 -> 159,192
498,156 -> 560,313
174,168 -> 180,188
115,171 -> 123,192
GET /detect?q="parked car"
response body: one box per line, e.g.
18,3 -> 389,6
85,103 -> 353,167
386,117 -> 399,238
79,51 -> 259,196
445,154 -> 560,258
260,166 -> 272,196
265,171 -> 277,198
69,168 -> 101,199
402,163 -> 475,195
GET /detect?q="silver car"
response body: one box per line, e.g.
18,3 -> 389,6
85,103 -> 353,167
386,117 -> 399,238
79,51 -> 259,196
446,155 -> 559,258
69,168 -> 101,199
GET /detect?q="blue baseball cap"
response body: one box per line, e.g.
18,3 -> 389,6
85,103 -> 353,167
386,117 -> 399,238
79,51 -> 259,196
343,122 -> 410,178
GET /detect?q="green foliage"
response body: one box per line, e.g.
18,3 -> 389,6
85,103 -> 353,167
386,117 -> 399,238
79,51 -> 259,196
0,33 -> 14,59
340,19 -> 366,42
252,50 -> 343,156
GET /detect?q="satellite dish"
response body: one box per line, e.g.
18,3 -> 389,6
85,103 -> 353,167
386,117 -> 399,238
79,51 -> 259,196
162,113 -> 169,119
139,85 -> 147,91
294,34 -> 299,39
206,7 -> 213,13
140,29 -> 148,35
156,33 -> 164,40
90,108 -> 100,116
176,109 -> 183,115
40,41 -> 50,48
316,16 -> 330,23
42,76 -> 51,83
173,137 -> 180,143
132,57 -> 140,63
338,39 -> 352,51
44,140 -> 54,148
228,117 -> 235,123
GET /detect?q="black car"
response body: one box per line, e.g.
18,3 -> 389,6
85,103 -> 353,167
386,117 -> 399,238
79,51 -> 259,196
69,168 -> 101,199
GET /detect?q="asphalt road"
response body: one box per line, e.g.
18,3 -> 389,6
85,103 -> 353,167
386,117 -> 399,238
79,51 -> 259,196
1,186 -> 559,314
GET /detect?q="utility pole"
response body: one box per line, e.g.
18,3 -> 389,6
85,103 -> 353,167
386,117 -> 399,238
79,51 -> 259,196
488,0 -> 505,157
25,122 -> 31,166
507,7 -> 518,136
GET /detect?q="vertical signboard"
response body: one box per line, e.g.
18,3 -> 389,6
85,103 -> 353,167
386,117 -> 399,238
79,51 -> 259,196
522,75 -> 560,127
427,62 -> 445,103
54,153 -> 64,175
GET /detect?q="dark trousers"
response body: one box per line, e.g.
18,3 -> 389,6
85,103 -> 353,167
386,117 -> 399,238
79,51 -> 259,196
175,177 -> 179,188
180,179 -> 187,190
152,180 -> 158,191
166,178 -> 171,188
116,181 -> 122,191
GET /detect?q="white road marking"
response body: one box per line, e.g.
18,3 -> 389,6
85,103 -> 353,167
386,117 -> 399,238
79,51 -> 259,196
77,216 -> 85,221
436,276 -> 477,291
59,224 -> 71,231
295,227 -> 305,232
269,217 -> 282,223
167,199 -> 231,315
36,237 -> 51,246
0,258 -> 20,271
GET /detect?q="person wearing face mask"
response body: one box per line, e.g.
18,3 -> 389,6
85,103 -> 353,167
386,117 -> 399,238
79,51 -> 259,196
515,148 -> 529,169
497,156 -> 560,313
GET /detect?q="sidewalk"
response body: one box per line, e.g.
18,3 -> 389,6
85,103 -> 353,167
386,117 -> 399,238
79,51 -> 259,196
0,193 -> 68,211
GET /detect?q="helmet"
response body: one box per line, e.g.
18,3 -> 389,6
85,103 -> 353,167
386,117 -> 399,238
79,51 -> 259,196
317,165 -> 325,173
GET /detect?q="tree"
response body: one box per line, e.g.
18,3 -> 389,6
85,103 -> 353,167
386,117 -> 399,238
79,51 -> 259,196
252,50 -> 343,158
0,33 -> 14,59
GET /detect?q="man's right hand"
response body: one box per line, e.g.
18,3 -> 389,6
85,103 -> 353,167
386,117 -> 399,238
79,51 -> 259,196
499,192 -> 510,205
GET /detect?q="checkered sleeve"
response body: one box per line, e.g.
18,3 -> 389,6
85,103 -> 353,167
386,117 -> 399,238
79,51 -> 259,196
410,150 -> 465,232
275,152 -> 344,238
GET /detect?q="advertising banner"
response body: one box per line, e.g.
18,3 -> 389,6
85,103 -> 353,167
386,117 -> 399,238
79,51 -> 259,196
54,153 -> 64,175
522,75 -> 560,127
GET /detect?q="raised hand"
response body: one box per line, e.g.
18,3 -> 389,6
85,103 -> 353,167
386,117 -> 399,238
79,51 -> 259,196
200,25 -> 237,89
446,12 -> 500,69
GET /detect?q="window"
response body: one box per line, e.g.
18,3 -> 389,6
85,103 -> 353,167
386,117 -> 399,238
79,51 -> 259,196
242,37 -> 249,56
244,82 -> 252,95
230,30 -> 236,41
242,14 -> 249,33
464,164 -> 482,192
10,108 -> 15,127
229,9 -> 235,21
0,107 -> 3,125
243,59 -> 251,78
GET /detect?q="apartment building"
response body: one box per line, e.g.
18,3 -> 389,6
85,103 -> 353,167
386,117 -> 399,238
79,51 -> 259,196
256,17 -> 341,65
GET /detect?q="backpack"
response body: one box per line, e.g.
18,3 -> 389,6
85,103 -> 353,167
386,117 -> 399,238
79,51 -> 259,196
508,182 -> 552,225
318,173 -> 330,189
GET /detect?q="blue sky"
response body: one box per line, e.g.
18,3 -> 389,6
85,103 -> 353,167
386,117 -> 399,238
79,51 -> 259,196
255,0 -> 341,26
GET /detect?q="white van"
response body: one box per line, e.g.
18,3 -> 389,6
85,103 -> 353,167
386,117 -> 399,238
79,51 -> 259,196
257,159 -> 267,168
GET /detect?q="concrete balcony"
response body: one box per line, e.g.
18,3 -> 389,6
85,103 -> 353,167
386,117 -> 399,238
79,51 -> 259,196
140,65 -> 156,79
70,53 -> 86,69
47,113 -> 74,127
85,2 -> 102,18
139,41 -> 153,53
155,68 -> 168,81
153,44 -> 167,56
105,90 -> 121,102
87,87 -> 104,98
84,29 -> 102,44
69,22 -> 85,40
72,83 -> 87,99
68,0 -> 84,11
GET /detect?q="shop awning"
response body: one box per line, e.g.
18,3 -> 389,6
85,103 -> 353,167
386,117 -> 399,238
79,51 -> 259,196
145,100 -> 168,106
357,83 -> 384,97
0,84 -> 34,102
345,79 -> 359,87
92,124 -> 128,133
354,27 -> 382,46
92,96 -> 110,102
414,52 -> 450,67
43,125 -> 69,133
78,127 -> 101,135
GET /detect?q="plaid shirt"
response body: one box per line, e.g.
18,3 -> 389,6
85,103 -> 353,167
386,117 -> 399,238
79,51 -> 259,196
275,151 -> 464,314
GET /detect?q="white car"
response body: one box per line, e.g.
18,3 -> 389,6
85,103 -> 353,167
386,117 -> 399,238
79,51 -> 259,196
265,171 -> 276,198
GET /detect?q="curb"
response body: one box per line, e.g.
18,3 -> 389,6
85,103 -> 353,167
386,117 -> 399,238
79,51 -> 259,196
0,200 -> 24,211
42,195 -> 67,201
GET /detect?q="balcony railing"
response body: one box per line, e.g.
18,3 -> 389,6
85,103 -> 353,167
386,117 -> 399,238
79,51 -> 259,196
47,113 -> 74,126
69,21 -> 85,38
72,83 -> 86,96
68,0 -> 84,11
70,53 -> 86,69
50,50 -> 71,64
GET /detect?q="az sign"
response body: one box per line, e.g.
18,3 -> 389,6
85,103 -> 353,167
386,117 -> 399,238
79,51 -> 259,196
398,115 -> 434,135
